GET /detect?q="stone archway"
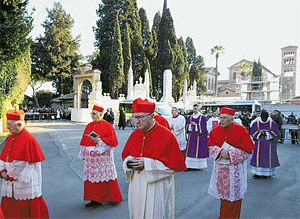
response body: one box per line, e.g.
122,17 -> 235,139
73,63 -> 102,109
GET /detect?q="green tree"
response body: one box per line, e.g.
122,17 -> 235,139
189,55 -> 206,95
110,10 -> 124,98
139,7 -> 151,47
152,11 -> 161,34
237,61 -> 250,80
94,0 -> 145,91
0,0 -> 33,118
40,2 -> 81,96
157,5 -> 185,101
121,22 -> 132,94
185,37 -> 196,66
210,45 -> 224,96
93,0 -> 116,93
36,90 -> 53,107
251,59 -> 263,91
30,39 -> 52,108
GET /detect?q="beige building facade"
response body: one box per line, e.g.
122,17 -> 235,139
280,45 -> 298,100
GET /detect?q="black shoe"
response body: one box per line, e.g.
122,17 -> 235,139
85,201 -> 101,208
253,174 -> 261,179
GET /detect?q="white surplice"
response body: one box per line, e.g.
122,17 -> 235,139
123,156 -> 175,219
208,143 -> 248,202
207,117 -> 220,133
0,160 -> 42,200
169,114 -> 186,151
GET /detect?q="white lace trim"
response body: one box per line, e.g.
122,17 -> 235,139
208,146 -> 248,202
1,161 -> 42,200
185,157 -> 207,169
80,145 -> 117,183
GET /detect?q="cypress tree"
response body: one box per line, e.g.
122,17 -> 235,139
185,36 -> 196,66
139,7 -> 151,47
93,0 -> 117,93
121,22 -> 132,94
157,6 -> 185,101
150,29 -> 159,99
110,10 -> 124,98
152,11 -> 161,34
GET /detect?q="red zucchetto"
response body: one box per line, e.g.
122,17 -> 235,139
6,109 -> 25,121
92,104 -> 104,112
132,98 -> 155,113
219,106 -> 235,116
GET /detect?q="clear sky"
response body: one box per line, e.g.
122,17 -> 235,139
26,0 -> 300,95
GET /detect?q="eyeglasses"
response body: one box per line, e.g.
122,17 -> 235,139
133,113 -> 152,120
91,112 -> 101,116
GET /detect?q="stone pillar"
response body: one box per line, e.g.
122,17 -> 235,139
127,68 -> 134,100
160,69 -> 174,103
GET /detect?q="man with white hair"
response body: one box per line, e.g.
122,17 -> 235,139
207,106 -> 254,219
80,105 -> 122,207
170,107 -> 186,157
0,110 -> 49,218
234,112 -> 243,125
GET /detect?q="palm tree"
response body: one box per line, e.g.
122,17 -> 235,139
210,45 -> 224,96
237,61 -> 250,80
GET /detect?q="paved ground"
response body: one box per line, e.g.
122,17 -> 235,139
4,120 -> 300,219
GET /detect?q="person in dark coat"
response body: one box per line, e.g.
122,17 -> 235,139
271,110 -> 283,143
103,108 -> 114,125
118,108 -> 126,130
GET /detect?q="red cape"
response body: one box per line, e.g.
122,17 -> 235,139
154,115 -> 171,130
0,129 -> 45,163
208,122 -> 254,154
122,122 -> 186,171
80,120 -> 118,147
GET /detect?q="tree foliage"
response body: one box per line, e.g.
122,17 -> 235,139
185,37 -> 196,66
39,2 -> 81,96
110,10 -> 125,98
0,0 -> 33,118
36,90 -> 53,107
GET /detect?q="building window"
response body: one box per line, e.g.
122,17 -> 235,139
208,79 -> 211,90
233,72 -> 236,80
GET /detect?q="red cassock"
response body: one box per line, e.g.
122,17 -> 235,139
154,114 -> 171,130
208,122 -> 254,154
80,120 -> 122,203
0,129 -> 49,219
208,123 -> 254,219
122,122 -> 187,171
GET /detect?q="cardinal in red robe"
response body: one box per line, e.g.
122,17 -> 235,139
0,110 -> 49,219
79,105 -> 122,207
154,112 -> 171,130
207,106 -> 254,219
122,98 -> 186,219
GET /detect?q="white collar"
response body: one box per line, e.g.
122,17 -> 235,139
192,112 -> 201,119
257,116 -> 271,123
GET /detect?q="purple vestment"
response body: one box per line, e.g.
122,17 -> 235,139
186,114 -> 209,159
250,119 -> 280,168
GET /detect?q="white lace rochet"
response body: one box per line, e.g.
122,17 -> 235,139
208,144 -> 248,202
79,138 -> 117,183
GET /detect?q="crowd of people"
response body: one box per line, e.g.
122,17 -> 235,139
0,99 -> 299,219
22,107 -> 71,120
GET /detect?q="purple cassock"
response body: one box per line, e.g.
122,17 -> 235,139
250,119 -> 280,169
186,114 -> 209,159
